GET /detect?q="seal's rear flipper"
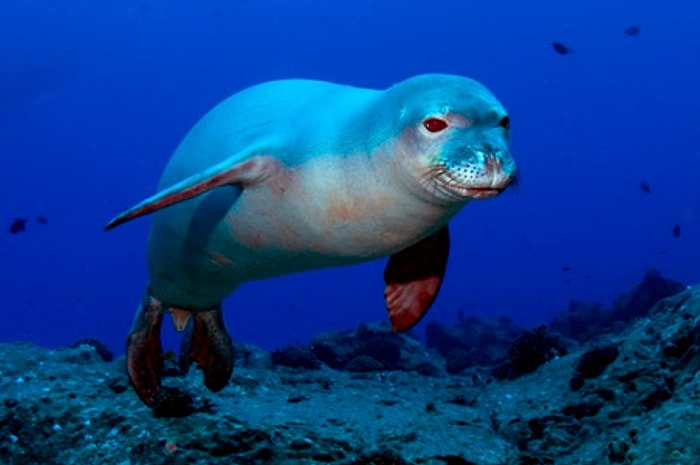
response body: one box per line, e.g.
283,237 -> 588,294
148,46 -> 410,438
126,293 -> 165,407
188,306 -> 234,392
383,225 -> 450,332
104,154 -> 274,231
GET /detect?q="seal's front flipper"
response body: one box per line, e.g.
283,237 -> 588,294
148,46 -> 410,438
383,225 -> 450,332
126,293 -> 165,407
189,306 -> 234,392
104,153 -> 275,231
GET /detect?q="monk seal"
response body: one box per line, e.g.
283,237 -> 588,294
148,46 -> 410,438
105,74 -> 517,408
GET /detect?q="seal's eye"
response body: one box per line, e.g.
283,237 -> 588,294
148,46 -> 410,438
423,118 -> 448,133
498,116 -> 510,130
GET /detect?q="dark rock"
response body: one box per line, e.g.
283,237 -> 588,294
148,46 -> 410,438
444,349 -> 473,375
434,455 -> 477,465
254,446 -> 276,461
312,451 -> 345,462
271,346 -> 321,369
561,400 -> 603,419
527,418 -> 546,439
501,413 -> 581,460
607,440 -> 630,463
404,359 -> 443,377
310,331 -> 357,369
661,319 -> 700,359
611,269 -> 685,323
569,374 -> 585,392
290,438 -> 313,450
518,453 -> 555,464
425,321 -> 467,356
355,322 -> 398,341
426,317 -> 521,371
354,323 -> 408,370
345,355 -> 384,372
107,375 -> 129,394
350,449 -> 410,465
67,338 -> 114,362
234,342 -> 272,368
231,373 -> 262,390
496,325 -> 567,379
311,322 -> 439,374
575,345 -> 619,379
549,300 -> 608,342
639,377 -> 675,411
448,394 -> 476,407
592,388 -> 616,401
206,428 -> 273,458
551,270 -> 685,343
152,387 -> 195,418
360,337 -> 401,368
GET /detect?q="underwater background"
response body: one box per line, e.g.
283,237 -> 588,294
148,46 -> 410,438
1,0 -> 698,356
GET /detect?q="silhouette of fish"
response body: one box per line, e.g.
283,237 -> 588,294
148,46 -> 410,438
672,224 -> 681,238
9,218 -> 27,234
551,41 -> 570,55
36,215 -> 48,224
624,26 -> 641,36
639,181 -> 651,193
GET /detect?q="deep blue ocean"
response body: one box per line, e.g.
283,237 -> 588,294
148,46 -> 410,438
1,0 -> 698,357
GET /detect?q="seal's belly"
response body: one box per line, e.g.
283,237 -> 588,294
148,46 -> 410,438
212,166 -> 428,277
220,190 -> 397,268
147,155 -> 448,308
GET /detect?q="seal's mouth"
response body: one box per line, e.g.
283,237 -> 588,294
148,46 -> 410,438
464,187 -> 505,199
428,158 -> 515,201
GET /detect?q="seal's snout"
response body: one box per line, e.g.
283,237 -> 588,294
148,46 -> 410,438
466,153 -> 516,199
432,144 -> 515,201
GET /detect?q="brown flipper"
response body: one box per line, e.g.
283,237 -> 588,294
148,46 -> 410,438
126,293 -> 165,407
383,225 -> 450,332
189,307 -> 234,392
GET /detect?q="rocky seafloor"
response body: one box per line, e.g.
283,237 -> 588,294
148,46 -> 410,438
1,270 -> 699,465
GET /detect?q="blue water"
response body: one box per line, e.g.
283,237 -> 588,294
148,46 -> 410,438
1,0 -> 698,357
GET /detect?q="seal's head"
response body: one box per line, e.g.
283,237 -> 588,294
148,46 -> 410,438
381,74 -> 516,204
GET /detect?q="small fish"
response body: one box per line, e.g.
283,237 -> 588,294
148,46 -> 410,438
9,218 -> 26,234
551,41 -> 570,55
37,215 -> 48,224
624,25 -> 641,36
561,266 -> 571,272
672,224 -> 681,238
639,181 -> 652,193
